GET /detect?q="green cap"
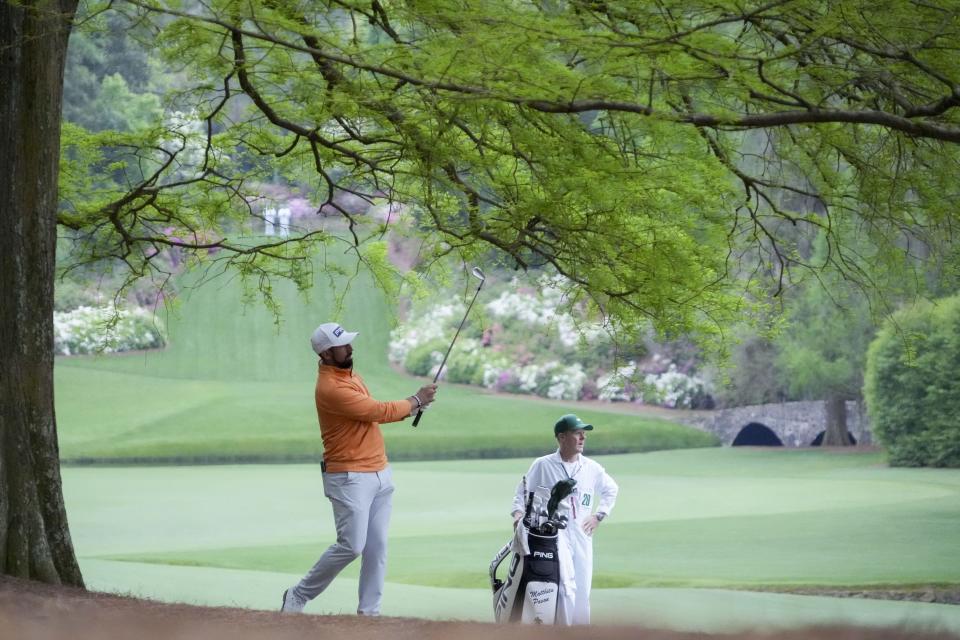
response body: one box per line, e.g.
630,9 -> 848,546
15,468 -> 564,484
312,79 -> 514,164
554,413 -> 594,436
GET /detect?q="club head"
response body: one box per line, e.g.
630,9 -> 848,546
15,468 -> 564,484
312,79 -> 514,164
471,266 -> 486,282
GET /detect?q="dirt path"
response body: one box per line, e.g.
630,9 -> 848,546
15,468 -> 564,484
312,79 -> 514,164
3,576 -> 958,640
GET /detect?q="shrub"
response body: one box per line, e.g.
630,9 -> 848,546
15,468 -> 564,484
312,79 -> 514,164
597,362 -> 639,402
864,295 -> 960,467
445,339 -> 486,385
597,360 -> 710,408
643,364 -> 712,409
403,338 -> 447,377
54,304 -> 166,355
54,280 -> 106,312
389,274 -> 713,407
389,301 -> 465,364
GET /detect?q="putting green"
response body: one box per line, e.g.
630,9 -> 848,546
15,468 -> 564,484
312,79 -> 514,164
62,448 -> 960,631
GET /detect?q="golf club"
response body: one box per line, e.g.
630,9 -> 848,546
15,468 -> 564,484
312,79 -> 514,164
412,266 -> 486,427
540,478 -> 577,535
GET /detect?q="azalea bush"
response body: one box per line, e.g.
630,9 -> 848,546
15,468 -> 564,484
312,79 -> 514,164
390,275 -> 713,407
54,304 -> 166,356
596,357 -> 711,408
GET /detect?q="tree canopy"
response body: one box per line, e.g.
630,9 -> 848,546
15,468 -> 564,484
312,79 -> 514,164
62,0 -> 960,341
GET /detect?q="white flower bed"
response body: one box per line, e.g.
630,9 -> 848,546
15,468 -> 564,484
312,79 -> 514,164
596,361 -> 708,407
643,364 -> 710,409
546,363 -> 587,400
54,305 -> 166,356
389,301 -> 465,364
597,362 -> 638,402
388,273 -> 712,407
485,275 -> 604,347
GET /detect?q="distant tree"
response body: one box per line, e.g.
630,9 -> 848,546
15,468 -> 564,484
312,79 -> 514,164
715,330 -> 788,408
63,13 -> 159,131
4,0 -> 960,586
775,277 -> 876,445
773,214 -> 959,446
767,226 -> 884,444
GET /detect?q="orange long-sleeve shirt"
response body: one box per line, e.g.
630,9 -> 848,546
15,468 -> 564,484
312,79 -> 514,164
315,365 -> 412,472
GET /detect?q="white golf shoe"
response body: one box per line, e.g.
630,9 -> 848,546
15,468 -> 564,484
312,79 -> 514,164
280,588 -> 307,613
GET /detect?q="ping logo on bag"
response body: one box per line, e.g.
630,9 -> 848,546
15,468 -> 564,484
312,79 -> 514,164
533,551 -> 554,559
494,553 -> 522,617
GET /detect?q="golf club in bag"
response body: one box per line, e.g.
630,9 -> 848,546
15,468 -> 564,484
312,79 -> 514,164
489,477 -> 577,624
412,266 -> 485,427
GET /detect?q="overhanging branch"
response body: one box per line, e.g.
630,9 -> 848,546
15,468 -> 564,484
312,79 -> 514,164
119,0 -> 960,143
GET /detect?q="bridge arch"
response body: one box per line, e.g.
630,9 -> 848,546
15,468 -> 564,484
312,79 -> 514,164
731,422 -> 784,447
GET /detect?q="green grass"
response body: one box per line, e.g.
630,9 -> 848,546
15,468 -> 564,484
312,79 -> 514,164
54,365 -> 715,460
62,448 -> 960,629
84,449 -> 960,590
57,256 -> 395,383
55,260 -> 716,462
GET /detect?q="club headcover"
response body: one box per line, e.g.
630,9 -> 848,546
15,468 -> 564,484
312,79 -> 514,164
546,478 -> 577,517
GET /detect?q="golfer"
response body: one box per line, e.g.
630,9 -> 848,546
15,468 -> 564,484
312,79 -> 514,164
511,414 -> 619,625
281,322 -> 437,615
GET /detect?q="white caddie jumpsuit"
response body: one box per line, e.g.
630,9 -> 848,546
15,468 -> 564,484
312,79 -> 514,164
512,450 -> 619,625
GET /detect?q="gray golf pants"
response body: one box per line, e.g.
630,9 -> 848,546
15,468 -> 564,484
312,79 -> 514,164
291,466 -> 394,615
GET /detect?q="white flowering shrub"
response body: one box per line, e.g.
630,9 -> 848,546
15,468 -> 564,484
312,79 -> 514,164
546,363 -> 587,400
596,362 -> 639,401
643,364 -> 710,409
54,305 -> 166,356
389,301 -> 465,364
485,275 -> 604,347
388,274 -> 712,407
595,361 -> 709,408
482,358 -> 511,388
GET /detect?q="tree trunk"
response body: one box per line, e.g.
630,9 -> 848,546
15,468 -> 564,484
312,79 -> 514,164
823,394 -> 851,447
0,0 -> 83,586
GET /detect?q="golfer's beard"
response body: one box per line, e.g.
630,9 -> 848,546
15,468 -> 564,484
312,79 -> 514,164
336,357 -> 353,370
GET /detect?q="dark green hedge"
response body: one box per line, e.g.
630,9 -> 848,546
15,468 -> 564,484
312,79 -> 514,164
865,295 -> 960,467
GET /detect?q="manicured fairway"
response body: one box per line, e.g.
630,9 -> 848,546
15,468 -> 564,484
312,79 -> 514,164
54,365 -> 713,460
62,448 -> 960,632
54,262 -> 716,462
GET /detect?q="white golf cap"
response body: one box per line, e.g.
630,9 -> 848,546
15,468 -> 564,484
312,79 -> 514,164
310,322 -> 359,355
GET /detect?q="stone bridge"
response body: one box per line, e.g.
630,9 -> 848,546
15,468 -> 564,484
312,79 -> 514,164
680,400 -> 872,447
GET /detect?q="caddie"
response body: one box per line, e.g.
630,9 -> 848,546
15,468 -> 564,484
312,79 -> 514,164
281,322 -> 437,615
511,414 -> 619,625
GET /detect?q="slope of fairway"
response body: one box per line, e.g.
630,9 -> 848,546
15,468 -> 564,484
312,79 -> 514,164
57,254 -> 396,383
54,364 -> 714,460
62,448 -> 960,631
55,260 -> 717,461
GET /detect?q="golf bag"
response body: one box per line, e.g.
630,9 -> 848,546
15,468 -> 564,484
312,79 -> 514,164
490,526 -> 561,624
489,477 -> 576,625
